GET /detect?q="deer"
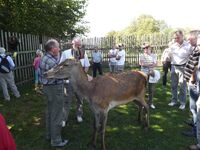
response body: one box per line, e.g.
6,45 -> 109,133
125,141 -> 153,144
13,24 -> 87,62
45,59 -> 149,150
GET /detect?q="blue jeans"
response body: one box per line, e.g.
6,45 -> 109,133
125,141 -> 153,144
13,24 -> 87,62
188,84 -> 198,124
170,65 -> 187,105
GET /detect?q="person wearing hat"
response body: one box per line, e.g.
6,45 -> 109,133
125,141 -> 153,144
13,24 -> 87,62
139,43 -> 157,109
60,37 -> 91,123
0,47 -> 20,101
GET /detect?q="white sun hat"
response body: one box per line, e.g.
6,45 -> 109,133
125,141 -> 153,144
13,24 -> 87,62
149,70 -> 161,83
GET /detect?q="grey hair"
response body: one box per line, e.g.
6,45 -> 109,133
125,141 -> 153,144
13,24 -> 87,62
189,30 -> 200,38
44,39 -> 59,52
174,30 -> 183,36
0,47 -> 6,54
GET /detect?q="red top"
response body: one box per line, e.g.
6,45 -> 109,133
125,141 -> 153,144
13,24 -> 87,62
0,114 -> 16,150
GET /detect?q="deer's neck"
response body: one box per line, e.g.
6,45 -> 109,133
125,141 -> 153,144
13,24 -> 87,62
70,64 -> 92,99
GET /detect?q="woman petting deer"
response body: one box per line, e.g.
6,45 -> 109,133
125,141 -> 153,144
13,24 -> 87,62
45,38 -> 150,150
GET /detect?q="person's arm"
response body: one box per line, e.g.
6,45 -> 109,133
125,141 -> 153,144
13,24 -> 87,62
7,56 -> 15,69
33,58 -> 36,67
190,67 -> 197,84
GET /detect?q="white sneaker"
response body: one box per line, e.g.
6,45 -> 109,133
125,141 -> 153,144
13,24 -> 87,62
62,121 -> 66,127
150,104 -> 156,109
77,116 -> 83,123
168,102 -> 177,106
179,104 -> 185,110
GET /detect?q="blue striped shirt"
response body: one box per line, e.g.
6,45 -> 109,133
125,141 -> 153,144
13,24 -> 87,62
39,52 -> 63,85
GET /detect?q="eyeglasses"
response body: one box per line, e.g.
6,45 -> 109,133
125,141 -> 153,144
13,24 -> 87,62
143,47 -> 149,49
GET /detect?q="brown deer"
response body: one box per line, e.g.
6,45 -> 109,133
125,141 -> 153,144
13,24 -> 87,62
45,59 -> 149,150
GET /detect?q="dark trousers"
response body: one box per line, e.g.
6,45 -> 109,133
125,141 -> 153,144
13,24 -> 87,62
63,82 -> 83,121
148,82 -> 155,105
162,61 -> 171,86
93,62 -> 103,77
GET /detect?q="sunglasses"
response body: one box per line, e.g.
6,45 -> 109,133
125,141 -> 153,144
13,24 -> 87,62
143,47 -> 149,49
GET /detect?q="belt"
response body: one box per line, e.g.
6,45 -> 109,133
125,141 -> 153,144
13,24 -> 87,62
173,63 -> 186,66
44,83 -> 63,86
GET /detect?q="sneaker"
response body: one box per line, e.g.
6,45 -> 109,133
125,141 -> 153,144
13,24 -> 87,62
62,121 -> 66,127
168,102 -> 177,106
150,104 -> 156,109
189,144 -> 200,150
51,139 -> 68,147
15,95 -> 21,99
179,104 -> 185,110
77,116 -> 83,123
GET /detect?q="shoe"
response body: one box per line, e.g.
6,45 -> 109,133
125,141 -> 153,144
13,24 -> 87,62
150,104 -> 156,109
184,120 -> 194,127
77,116 -> 83,123
168,102 -> 177,106
62,121 -> 66,127
179,104 -> 185,110
51,139 -> 68,147
15,95 -> 21,99
182,131 -> 196,138
189,145 -> 200,150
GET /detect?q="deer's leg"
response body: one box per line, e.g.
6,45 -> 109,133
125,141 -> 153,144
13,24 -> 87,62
139,98 -> 149,129
88,112 -> 100,150
134,100 -> 143,123
99,111 -> 108,150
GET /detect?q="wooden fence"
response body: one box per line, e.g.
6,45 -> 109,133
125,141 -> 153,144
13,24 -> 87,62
82,34 -> 171,67
0,30 -> 171,85
0,30 -> 49,85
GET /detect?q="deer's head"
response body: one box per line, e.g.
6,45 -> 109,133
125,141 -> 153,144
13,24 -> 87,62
44,58 -> 79,79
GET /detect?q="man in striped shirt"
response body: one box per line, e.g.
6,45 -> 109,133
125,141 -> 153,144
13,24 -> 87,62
182,30 -> 200,138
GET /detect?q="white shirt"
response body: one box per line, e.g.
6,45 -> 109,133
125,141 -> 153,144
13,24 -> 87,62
60,49 -> 90,67
108,49 -> 118,63
170,41 -> 192,65
116,49 -> 126,65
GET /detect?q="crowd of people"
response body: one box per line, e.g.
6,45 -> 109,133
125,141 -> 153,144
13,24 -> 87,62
2,30 -> 200,149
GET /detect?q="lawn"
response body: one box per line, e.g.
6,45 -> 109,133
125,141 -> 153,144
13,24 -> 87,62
0,69 -> 196,150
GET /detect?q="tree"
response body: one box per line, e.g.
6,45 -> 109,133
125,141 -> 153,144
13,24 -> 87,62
106,14 -> 173,37
0,0 -> 88,38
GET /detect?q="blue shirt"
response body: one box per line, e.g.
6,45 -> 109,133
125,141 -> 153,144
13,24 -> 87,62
92,51 -> 102,63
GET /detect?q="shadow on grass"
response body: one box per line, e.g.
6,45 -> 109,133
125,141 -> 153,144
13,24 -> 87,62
0,72 -> 195,150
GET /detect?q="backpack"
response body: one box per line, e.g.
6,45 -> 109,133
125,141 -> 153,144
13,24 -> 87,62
0,55 -> 11,73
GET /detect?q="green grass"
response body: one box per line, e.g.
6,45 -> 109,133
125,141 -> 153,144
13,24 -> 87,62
0,70 -> 195,150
